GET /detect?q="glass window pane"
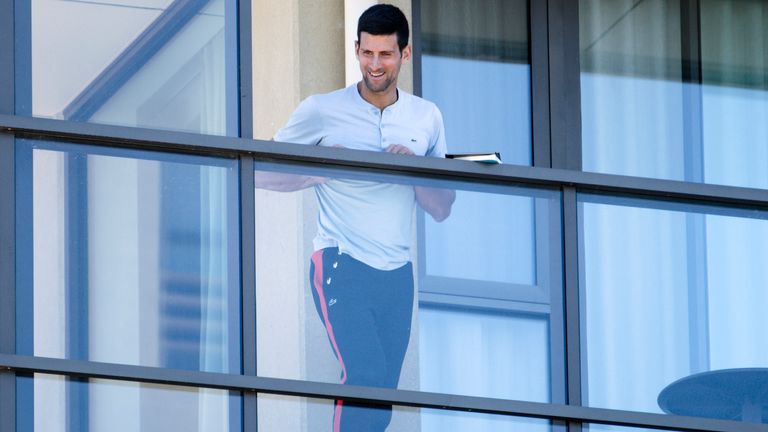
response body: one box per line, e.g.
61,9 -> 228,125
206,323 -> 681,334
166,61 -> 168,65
579,193 -> 768,423
258,394 -> 550,432
420,0 -> 531,166
16,139 -> 241,373
580,0 -> 768,189
19,0 -> 238,136
580,0 -> 685,180
17,374 -> 241,432
253,159 -> 562,422
701,0 -> 768,189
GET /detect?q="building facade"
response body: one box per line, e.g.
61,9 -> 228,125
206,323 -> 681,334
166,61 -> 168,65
1,0 -> 767,431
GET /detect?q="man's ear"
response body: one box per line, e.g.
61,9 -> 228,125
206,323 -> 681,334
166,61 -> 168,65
354,40 -> 360,59
401,44 -> 412,63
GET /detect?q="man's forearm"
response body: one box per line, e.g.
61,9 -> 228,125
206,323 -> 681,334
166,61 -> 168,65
415,186 -> 456,222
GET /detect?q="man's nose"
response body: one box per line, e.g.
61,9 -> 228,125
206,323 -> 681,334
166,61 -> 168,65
372,55 -> 381,69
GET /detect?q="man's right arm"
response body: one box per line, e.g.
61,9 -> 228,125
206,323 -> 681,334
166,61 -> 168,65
254,97 -> 326,191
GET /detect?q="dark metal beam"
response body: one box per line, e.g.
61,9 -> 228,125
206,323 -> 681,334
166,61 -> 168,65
562,187 -> 582,407
237,0 -> 253,138
530,0 -> 551,167
0,0 -> 13,115
547,0 -> 582,170
239,155 -> 257,431
1,115 -> 767,212
412,0 -> 423,97
0,134 -> 15,432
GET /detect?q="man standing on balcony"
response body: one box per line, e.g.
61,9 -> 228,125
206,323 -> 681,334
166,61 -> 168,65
258,4 -> 455,431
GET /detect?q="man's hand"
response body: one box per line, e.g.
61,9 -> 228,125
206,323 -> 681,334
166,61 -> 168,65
384,144 -> 414,155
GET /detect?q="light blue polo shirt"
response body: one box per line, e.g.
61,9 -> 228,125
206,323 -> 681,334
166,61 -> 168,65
273,83 -> 447,270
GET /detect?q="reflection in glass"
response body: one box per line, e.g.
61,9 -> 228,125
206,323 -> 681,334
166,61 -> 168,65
16,140 -> 240,373
580,0 -> 685,180
585,423 -> 686,432
580,0 -> 768,189
419,306 -> 549,403
424,192 -> 536,285
253,160 -> 561,425
23,0 -> 237,135
18,374 -> 240,432
258,394 -> 550,432
579,194 -> 768,422
701,0 -> 768,189
420,0 -> 531,165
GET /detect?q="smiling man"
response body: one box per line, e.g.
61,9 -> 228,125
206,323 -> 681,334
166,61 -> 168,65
263,4 -> 455,431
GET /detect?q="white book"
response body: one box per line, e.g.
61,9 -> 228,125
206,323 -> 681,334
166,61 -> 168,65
445,152 -> 502,164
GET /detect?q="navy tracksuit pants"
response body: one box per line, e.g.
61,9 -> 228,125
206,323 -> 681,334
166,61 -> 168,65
310,247 -> 414,432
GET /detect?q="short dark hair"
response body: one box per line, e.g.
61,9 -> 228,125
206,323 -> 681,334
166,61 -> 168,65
357,4 -> 409,51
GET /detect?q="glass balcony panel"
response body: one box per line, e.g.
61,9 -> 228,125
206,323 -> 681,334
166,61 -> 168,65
253,159 -> 562,407
16,374 -> 241,432
585,423 -> 687,432
16,139 -> 241,373
579,193 -> 768,424
258,394 -> 551,432
18,0 -> 238,135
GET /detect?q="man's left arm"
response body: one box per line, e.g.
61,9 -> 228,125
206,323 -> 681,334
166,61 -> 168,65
384,144 -> 456,222
414,186 -> 455,222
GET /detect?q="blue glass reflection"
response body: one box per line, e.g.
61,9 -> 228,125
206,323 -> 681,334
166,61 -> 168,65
21,0 -> 238,135
17,374 -> 241,432
422,55 -> 532,165
258,394 -> 550,432
580,194 -> 768,419
16,140 -> 241,373
702,84 -> 768,189
580,0 -> 768,190
581,73 -> 685,181
420,307 -> 549,401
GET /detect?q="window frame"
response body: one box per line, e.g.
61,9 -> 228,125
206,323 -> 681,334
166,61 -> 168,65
2,0 -> 768,431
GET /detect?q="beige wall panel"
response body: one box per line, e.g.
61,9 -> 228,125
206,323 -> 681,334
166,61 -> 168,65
252,0 -> 301,140
252,1 -> 344,431
300,0 -> 346,98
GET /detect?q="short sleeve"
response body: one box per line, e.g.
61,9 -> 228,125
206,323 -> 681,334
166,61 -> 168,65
426,105 -> 447,158
273,96 -> 324,145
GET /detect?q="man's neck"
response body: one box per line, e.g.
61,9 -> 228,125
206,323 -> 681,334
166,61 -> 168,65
357,82 -> 398,111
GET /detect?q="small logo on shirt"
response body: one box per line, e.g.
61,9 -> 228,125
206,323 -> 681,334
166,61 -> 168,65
328,298 -> 337,307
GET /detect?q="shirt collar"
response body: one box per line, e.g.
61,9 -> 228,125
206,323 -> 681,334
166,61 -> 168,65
350,83 -> 403,113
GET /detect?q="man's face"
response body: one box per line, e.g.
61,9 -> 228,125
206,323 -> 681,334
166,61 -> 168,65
355,32 -> 411,96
